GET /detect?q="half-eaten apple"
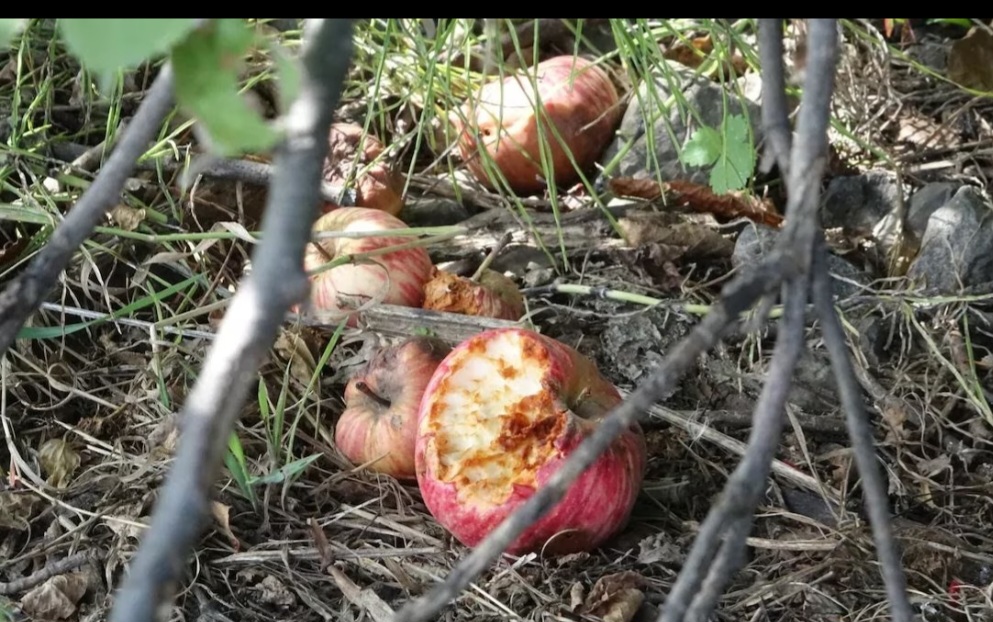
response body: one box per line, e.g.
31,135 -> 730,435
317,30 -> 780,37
415,327 -> 646,555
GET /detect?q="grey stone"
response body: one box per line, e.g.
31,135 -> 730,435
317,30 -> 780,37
907,182 -> 960,240
732,222 -> 871,300
599,60 -> 763,187
820,169 -> 906,233
399,197 -> 469,227
907,186 -> 993,294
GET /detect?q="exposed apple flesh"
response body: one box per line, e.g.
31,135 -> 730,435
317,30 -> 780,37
415,328 -> 646,555
422,268 -> 525,320
336,336 -> 452,479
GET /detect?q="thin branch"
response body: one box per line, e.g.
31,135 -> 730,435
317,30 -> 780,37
811,239 -> 913,622
106,19 -> 354,622
658,18 -> 840,622
661,276 -> 810,622
390,254 -> 791,622
0,64 -> 176,356
758,18 -> 793,176
0,550 -> 98,595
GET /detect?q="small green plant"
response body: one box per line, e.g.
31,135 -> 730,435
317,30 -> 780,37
679,112 -> 756,194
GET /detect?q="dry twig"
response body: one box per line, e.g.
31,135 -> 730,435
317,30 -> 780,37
106,19 -> 355,622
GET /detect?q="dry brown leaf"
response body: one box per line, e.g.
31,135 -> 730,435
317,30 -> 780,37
274,329 -> 319,388
637,532 -> 685,565
422,268 -> 524,320
20,572 -> 88,620
619,212 -> 734,262
328,564 -> 395,622
252,575 -> 296,608
109,203 -> 146,231
608,176 -> 664,201
0,491 -> 42,530
663,34 -> 749,76
211,501 -> 240,551
38,438 -> 80,489
896,113 -> 959,150
948,26 -> 993,91
666,179 -> 783,227
581,571 -> 646,622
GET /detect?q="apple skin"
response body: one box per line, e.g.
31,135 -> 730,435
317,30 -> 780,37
321,122 -> 404,216
336,336 -> 452,479
458,55 -> 621,195
414,327 -> 646,556
302,207 -> 433,327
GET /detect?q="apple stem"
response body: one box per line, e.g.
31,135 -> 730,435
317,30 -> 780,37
355,381 -> 391,407
470,231 -> 513,282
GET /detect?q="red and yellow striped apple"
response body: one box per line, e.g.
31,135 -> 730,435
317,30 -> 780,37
302,207 -> 433,327
414,327 -> 646,555
336,336 -> 451,479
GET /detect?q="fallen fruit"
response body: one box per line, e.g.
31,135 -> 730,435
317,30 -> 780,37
458,55 -> 621,195
336,336 -> 452,479
302,207 -> 433,327
415,327 -> 646,555
422,268 -> 525,320
322,122 -> 404,216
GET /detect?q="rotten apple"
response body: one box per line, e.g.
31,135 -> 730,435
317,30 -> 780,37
336,336 -> 452,479
422,268 -> 525,321
415,327 -> 646,555
301,207 -> 434,327
322,122 -> 404,216
458,55 -> 621,195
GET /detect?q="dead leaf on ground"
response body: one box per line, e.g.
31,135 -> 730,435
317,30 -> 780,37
0,491 -> 42,530
609,176 -> 783,227
581,571 -> 646,622
619,212 -> 735,261
328,564 -> 395,622
896,112 -> 959,151
211,501 -> 240,551
252,575 -> 296,608
38,438 -> 80,489
109,204 -> 146,231
20,572 -> 88,620
274,329 -> 320,388
636,532 -> 685,565
666,179 -> 783,227
947,26 -> 993,91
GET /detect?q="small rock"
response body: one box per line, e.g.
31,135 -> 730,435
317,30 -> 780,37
820,169 -> 906,234
399,197 -> 469,227
731,223 -> 870,300
907,182 -> 960,240
599,60 -> 763,187
907,186 -> 993,294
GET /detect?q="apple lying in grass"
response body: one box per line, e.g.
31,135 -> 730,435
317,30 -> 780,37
322,122 -> 404,216
415,327 -> 646,555
302,207 -> 433,327
422,268 -> 525,321
336,336 -> 452,479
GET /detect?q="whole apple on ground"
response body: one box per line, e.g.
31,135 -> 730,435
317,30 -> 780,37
335,335 -> 452,480
301,207 -> 433,327
415,327 -> 647,555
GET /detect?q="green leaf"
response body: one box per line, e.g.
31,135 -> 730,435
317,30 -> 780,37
710,114 -> 755,194
680,125 -> 722,167
250,453 -> 321,486
0,19 -> 27,48
59,19 -> 197,76
171,18 -> 280,156
224,435 -> 257,509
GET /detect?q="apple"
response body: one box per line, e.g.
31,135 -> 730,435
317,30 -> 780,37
336,336 -> 452,479
422,268 -> 525,320
301,207 -> 434,327
322,122 -> 404,216
414,327 -> 646,555
458,55 -> 621,194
